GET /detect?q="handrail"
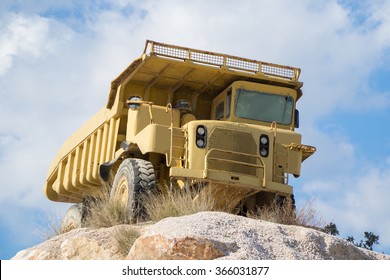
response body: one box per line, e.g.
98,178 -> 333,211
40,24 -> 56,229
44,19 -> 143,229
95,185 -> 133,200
270,121 -> 289,184
165,103 -> 186,168
144,40 -> 301,81
165,103 -> 174,167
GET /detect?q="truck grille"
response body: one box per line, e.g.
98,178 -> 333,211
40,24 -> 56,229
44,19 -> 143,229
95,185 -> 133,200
207,128 -> 258,176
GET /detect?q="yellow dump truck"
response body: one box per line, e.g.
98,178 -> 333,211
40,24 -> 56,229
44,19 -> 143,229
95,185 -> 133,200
44,40 -> 315,222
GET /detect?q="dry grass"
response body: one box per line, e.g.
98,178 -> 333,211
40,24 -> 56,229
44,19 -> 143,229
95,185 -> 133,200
144,188 -> 224,222
84,193 -> 130,228
40,212 -> 78,240
248,197 -> 325,229
295,198 -> 325,229
58,185 -> 235,228
57,222 -> 78,235
248,196 -> 296,225
114,226 -> 141,257
40,216 -> 63,240
44,179 -> 325,244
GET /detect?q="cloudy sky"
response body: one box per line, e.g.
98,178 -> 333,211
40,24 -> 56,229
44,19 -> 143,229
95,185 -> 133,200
1,0 -> 390,259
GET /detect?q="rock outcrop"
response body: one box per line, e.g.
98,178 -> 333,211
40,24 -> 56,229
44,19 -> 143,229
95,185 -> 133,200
12,225 -> 132,260
12,212 -> 390,260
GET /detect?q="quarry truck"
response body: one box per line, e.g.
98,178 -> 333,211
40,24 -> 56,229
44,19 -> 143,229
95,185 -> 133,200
44,40 -> 316,223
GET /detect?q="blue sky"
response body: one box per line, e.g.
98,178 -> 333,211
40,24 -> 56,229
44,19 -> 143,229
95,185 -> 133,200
1,0 -> 390,259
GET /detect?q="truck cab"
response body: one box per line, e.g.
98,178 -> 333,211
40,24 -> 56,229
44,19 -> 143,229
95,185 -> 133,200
212,81 -> 298,128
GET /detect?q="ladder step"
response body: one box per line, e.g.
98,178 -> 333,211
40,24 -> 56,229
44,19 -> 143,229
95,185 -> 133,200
172,145 -> 185,150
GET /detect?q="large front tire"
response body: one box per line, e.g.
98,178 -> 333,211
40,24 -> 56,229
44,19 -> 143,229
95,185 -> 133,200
110,158 -> 155,223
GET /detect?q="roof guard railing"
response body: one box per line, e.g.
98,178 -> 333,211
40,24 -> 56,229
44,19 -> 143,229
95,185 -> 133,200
143,40 -> 301,82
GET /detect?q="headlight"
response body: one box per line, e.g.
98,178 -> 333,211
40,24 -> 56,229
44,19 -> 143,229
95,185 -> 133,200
260,148 -> 268,157
127,96 -> 142,110
196,125 -> 207,148
197,126 -> 206,136
196,139 -> 205,148
259,134 -> 269,157
260,136 -> 268,145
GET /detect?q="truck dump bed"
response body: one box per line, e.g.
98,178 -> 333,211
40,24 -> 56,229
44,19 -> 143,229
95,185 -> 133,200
107,41 -> 302,110
44,40 -> 304,203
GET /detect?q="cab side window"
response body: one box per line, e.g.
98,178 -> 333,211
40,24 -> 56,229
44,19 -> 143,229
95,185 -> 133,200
226,89 -> 232,118
215,101 -> 224,120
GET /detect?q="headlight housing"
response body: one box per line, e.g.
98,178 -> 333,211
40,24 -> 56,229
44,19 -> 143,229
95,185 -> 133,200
196,125 -> 207,148
259,134 -> 269,157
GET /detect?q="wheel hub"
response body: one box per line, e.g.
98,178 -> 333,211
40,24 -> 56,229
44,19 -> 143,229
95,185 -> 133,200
115,176 -> 129,207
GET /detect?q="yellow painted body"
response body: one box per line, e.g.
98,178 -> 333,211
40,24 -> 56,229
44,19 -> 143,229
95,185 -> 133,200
44,40 -> 315,205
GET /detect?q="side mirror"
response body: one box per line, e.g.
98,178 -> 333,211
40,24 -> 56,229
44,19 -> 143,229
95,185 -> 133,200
294,109 -> 300,128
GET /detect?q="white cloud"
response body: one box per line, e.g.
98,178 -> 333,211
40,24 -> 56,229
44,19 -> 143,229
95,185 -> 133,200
0,14 -> 50,76
297,124 -> 357,180
297,153 -> 390,252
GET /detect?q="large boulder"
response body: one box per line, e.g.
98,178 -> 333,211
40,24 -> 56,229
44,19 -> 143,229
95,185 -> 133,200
12,212 -> 390,260
127,211 -> 389,260
12,225 -> 136,260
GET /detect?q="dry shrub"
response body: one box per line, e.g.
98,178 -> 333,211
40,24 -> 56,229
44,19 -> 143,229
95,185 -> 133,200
57,221 -> 78,235
114,226 -> 141,257
40,215 -> 64,240
84,197 -> 130,228
295,198 -> 325,229
40,209 -> 79,240
144,188 -> 222,222
86,182 -> 243,225
83,191 -> 130,228
249,197 -> 324,229
248,196 -> 296,225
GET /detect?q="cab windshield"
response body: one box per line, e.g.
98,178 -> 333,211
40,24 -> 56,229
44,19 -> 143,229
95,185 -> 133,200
235,89 -> 294,125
